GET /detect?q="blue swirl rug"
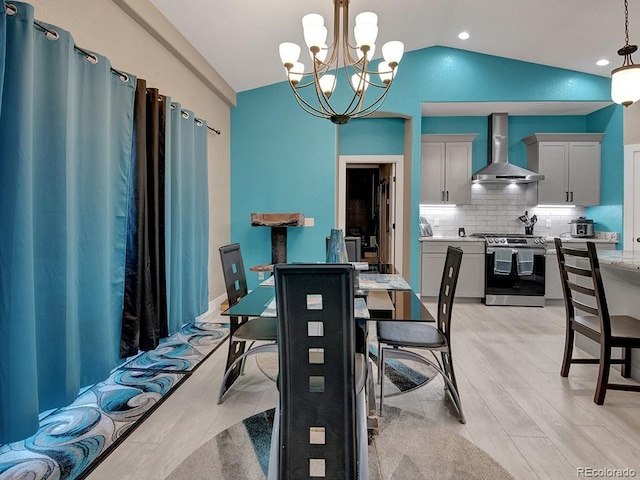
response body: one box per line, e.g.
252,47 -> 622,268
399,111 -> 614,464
0,321 -> 228,480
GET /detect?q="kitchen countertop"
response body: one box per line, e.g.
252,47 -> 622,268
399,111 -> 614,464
597,251 -> 640,272
548,236 -> 618,244
419,236 -> 485,242
419,235 -> 618,244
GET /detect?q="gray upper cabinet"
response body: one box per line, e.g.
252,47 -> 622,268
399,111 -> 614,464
420,134 -> 477,205
523,133 -> 604,206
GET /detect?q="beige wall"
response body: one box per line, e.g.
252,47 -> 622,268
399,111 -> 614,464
26,0 -> 233,304
625,102 -> 640,144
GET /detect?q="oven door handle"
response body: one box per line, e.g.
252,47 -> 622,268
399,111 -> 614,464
486,247 -> 546,256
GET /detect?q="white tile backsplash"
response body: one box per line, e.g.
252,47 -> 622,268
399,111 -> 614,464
420,183 -> 585,237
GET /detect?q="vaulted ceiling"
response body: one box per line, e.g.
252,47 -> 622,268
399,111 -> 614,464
149,0 -> 630,94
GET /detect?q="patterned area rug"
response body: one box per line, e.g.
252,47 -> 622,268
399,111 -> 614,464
255,345 -> 438,398
0,321 -> 229,480
166,406 -> 516,480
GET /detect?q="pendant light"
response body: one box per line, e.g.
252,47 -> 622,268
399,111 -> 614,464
611,0 -> 640,107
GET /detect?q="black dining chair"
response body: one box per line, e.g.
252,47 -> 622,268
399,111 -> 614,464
217,243 -> 278,404
555,238 -> 640,404
267,263 -> 368,479
376,246 -> 465,423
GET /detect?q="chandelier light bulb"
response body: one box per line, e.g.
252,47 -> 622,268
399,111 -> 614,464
304,23 -> 328,51
351,73 -> 370,93
356,44 -> 376,61
302,13 -> 324,28
382,41 -> 404,67
312,44 -> 329,63
289,62 -> 305,85
354,24 -> 378,49
318,74 -> 336,97
279,42 -> 301,67
378,61 -> 394,84
355,12 -> 378,26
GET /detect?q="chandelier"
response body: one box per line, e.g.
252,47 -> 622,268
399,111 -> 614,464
611,0 -> 640,106
278,0 -> 404,124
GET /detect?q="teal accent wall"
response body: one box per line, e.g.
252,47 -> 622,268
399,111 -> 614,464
586,105 -> 624,245
339,117 -> 405,155
230,82 -> 337,277
232,46 -> 616,289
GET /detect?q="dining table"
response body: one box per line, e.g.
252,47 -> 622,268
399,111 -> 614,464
220,265 -> 435,433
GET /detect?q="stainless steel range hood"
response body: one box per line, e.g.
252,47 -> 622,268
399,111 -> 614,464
472,113 -> 544,183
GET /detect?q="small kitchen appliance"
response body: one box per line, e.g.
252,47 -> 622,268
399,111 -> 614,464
570,217 -> 595,238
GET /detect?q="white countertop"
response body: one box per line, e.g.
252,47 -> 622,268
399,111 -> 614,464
419,236 -> 485,242
419,235 -> 617,244
598,251 -> 640,272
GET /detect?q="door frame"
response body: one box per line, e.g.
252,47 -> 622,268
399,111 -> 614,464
624,143 -> 640,251
337,155 -> 404,273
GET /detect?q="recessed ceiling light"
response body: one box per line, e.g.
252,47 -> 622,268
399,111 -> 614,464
458,31 -> 470,40
596,59 -> 610,66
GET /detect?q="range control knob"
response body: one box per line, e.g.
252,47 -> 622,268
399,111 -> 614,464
540,238 -> 546,244
487,238 -> 493,244
501,238 -> 506,244
533,238 -> 539,244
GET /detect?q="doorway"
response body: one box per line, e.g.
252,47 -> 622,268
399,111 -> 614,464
337,155 -> 404,273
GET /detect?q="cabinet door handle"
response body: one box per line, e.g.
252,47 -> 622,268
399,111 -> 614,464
570,191 -> 574,202
446,191 -> 449,201
566,191 -> 569,202
441,190 -> 445,201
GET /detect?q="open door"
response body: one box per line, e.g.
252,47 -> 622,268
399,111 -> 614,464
338,155 -> 402,272
378,164 -> 395,265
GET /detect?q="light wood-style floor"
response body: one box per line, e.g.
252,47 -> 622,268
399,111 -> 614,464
86,301 -> 640,480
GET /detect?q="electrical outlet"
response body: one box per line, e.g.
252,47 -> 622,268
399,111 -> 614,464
546,219 -> 551,228
258,271 -> 265,280
304,217 -> 314,227
434,218 -> 440,227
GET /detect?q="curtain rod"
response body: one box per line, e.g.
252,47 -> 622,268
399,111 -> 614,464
5,2 -> 222,136
5,3 -> 130,82
170,103 -> 221,135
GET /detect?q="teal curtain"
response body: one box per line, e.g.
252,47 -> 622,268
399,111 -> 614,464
166,104 -> 209,334
0,1 -> 135,443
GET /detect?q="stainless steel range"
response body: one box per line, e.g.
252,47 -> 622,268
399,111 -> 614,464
470,233 -> 547,307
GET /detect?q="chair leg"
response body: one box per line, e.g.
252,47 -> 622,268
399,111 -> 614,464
217,343 -> 278,404
622,347 -> 632,378
356,382 -> 369,480
594,344 -> 612,405
379,346 -> 386,415
560,325 -> 575,377
442,351 -> 460,397
377,341 -> 383,385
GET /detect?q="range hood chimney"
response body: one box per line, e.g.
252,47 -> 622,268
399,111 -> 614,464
472,113 -> 544,183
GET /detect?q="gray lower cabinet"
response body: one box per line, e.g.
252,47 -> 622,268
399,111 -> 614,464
420,241 -> 485,298
545,242 -> 617,300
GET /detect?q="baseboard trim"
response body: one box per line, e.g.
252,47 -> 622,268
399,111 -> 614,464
196,293 -> 227,321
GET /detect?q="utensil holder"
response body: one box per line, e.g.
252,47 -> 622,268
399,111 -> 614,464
525,226 -> 533,235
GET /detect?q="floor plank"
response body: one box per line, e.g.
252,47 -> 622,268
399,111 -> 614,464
85,302 -> 640,480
